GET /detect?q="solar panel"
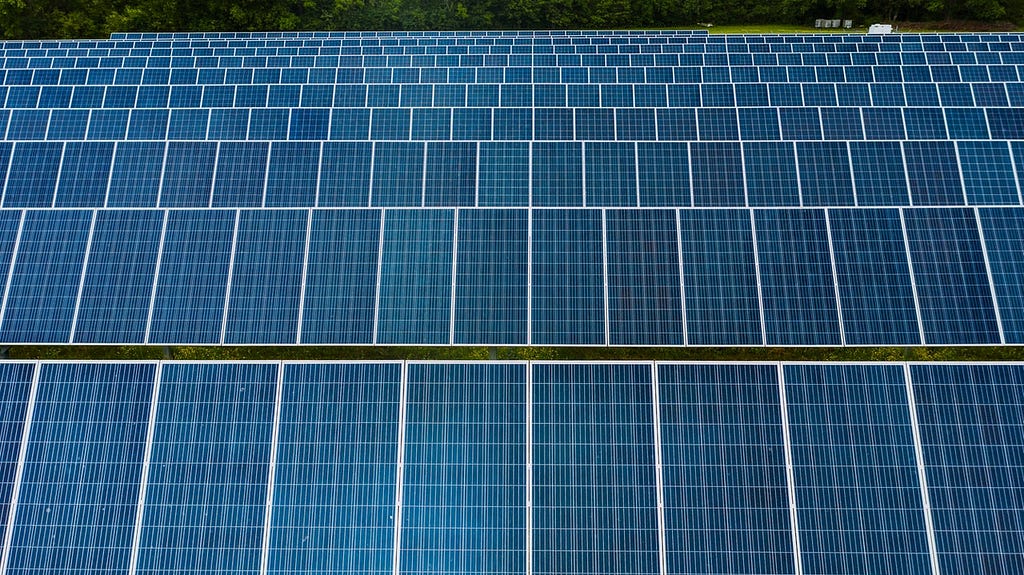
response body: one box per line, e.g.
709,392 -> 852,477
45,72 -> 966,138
0,360 -> 1016,572
0,29 -> 1022,346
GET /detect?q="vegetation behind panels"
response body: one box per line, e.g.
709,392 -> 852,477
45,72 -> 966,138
1,0 -> 1021,40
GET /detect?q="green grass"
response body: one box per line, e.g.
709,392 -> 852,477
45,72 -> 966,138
6,345 -> 1024,362
703,24 -> 866,34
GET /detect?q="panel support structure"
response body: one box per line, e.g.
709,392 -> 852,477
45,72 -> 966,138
259,362 -> 285,575
775,364 -> 804,575
391,361 -> 409,575
128,361 -> 162,575
0,361 -> 39,574
650,363 -> 669,575
902,364 -> 942,575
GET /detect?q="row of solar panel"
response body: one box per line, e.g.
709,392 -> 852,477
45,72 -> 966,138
0,206 -> 1017,346
8,60 -> 1024,85
2,138 -> 1021,208
8,49 -> 1024,72
0,360 -> 1019,575
8,87 -> 1024,121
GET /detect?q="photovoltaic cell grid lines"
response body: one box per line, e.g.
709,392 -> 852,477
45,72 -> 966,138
911,363 -> 1024,575
137,363 -> 276,574
658,363 -> 793,575
532,363 -> 659,575
7,363 -> 154,574
270,362 -> 400,575
402,363 -> 525,575
784,364 -> 931,575
0,360 -> 1018,572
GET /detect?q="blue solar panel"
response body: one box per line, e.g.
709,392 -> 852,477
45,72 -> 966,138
678,209 -> 762,345
0,210 -> 90,343
755,209 -> 841,345
55,141 -> 113,207
300,209 -> 379,344
108,141 -> 163,207
224,210 -> 306,344
744,142 -> 799,207
978,207 -> 1024,343
454,209 -> 527,344
320,142 -> 371,207
0,362 -> 33,547
212,142 -> 268,207
606,209 -> 683,345
828,208 -> 921,344
403,363 -> 525,574
659,363 -> 793,574
530,209 -> 604,345
785,364 -> 931,574
138,362 -> 276,574
147,209 -> 234,344
533,363 -> 658,575
8,362 -> 154,574
3,142 -> 60,207
903,207 -> 1000,344
910,363 -> 1024,575
376,209 -> 453,344
73,210 -> 162,343
270,362 -> 399,574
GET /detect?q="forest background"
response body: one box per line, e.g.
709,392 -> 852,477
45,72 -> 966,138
1,0 -> 1021,40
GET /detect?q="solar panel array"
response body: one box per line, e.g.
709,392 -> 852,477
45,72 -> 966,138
0,360 -> 1020,574
1,29 -> 1023,345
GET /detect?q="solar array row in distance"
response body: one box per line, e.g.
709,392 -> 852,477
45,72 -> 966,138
0,360 -> 1020,574
0,139 -> 1020,209
0,206 -> 1018,346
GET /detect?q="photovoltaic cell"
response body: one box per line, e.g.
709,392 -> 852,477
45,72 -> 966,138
530,209 -> 604,345
827,208 -> 921,345
785,364 -> 931,574
402,363 -> 525,575
911,364 -> 1024,575
678,209 -> 762,345
659,363 -> 793,574
454,209 -> 528,344
270,362 -> 400,575
224,209 -> 307,344
160,141 -> 216,207
148,209 -> 234,344
0,210 -> 91,343
376,209 -> 454,344
138,362 -> 276,575
533,363 -> 659,575
7,362 -> 154,575
754,209 -> 841,345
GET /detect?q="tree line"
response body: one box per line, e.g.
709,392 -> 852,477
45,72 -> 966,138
1,0 -> 1020,41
